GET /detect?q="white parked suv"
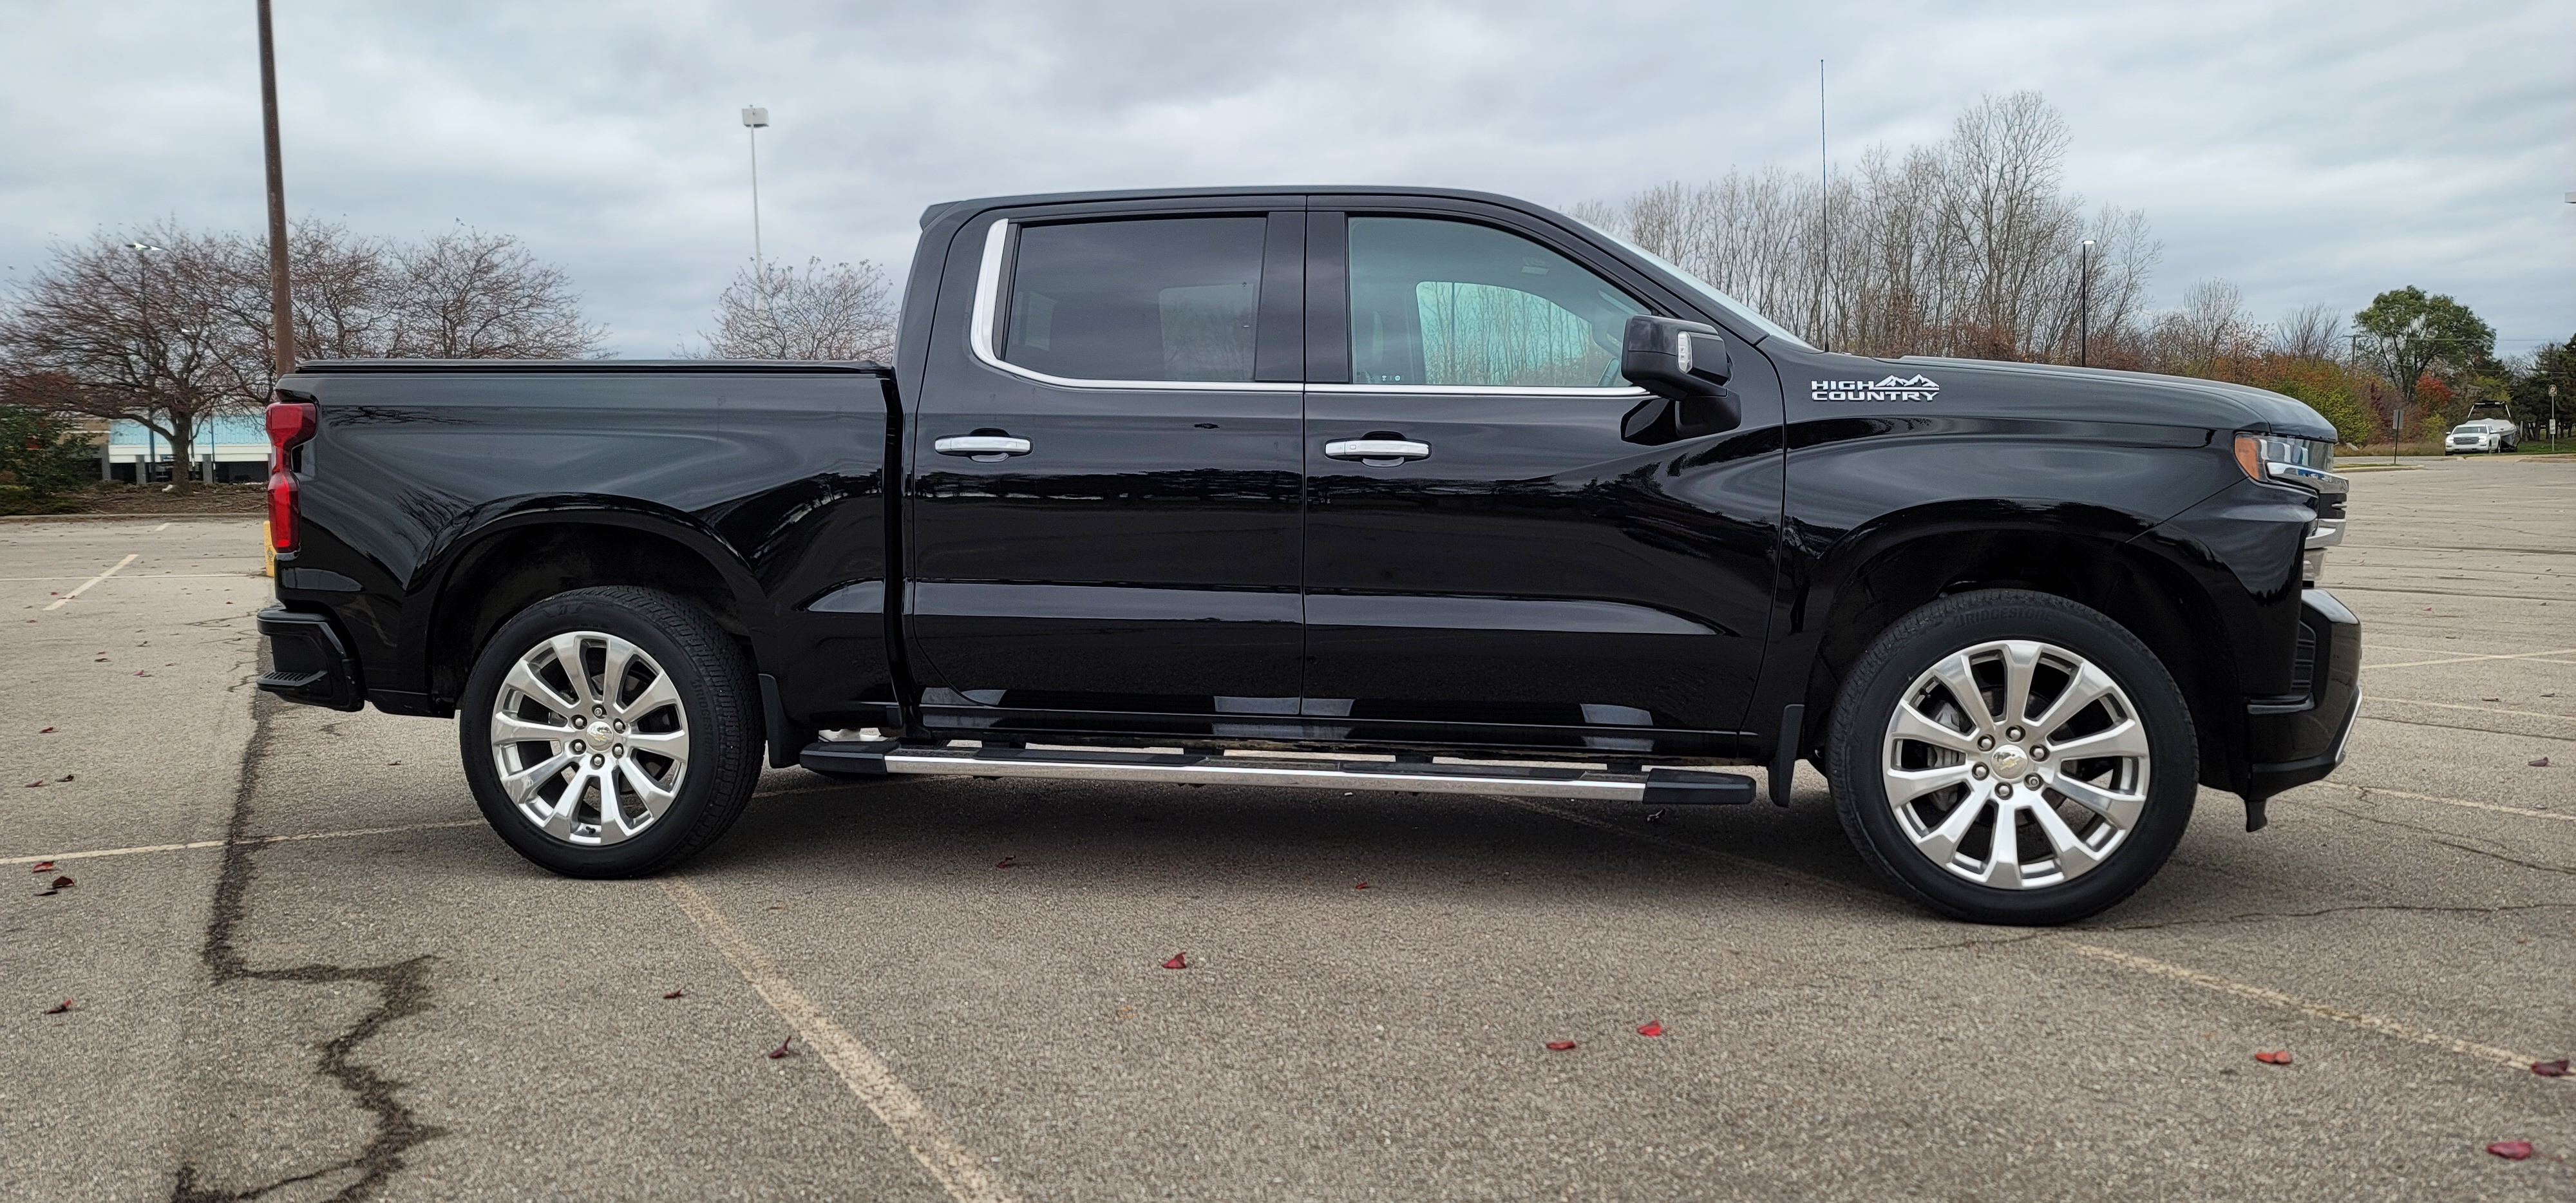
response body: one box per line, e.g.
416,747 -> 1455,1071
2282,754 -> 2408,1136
2445,419 -> 2519,454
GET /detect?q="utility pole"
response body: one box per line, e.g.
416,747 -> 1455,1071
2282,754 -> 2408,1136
1816,59 -> 1830,353
2078,239 -> 2094,366
258,0 -> 294,379
742,106 -> 770,287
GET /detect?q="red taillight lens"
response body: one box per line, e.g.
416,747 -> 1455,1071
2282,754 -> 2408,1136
265,398 -> 317,553
268,472 -> 297,551
265,399 -> 316,471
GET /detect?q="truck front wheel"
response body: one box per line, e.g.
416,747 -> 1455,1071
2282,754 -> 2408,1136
458,586 -> 762,878
1826,589 -> 2197,925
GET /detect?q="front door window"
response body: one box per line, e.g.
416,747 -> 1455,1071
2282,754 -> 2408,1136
1347,217 -> 1645,389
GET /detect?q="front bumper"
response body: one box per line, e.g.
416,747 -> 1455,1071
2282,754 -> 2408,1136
256,607 -> 365,712
2241,588 -> 2360,806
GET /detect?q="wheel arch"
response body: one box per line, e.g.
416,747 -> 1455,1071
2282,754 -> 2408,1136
422,506 -> 768,706
1795,506 -> 2240,789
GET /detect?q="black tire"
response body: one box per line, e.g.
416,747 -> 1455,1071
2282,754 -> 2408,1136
459,586 -> 762,878
1827,589 -> 2197,925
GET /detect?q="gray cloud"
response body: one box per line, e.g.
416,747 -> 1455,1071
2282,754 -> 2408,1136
3,0 -> 2567,357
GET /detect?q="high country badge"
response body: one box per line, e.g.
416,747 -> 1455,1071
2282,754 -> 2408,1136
1811,374 -> 1940,402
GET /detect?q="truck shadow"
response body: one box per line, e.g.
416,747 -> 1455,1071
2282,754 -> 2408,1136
693,772 -> 1908,912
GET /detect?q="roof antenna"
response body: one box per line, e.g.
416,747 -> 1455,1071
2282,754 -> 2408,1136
1817,57 -> 1831,354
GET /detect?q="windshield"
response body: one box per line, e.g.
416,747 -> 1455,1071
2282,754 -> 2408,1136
1572,218 -> 1815,350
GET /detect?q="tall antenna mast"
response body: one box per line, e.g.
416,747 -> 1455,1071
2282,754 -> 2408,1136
1818,58 -> 1830,352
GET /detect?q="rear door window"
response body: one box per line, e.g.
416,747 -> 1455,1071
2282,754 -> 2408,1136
1001,218 -> 1267,383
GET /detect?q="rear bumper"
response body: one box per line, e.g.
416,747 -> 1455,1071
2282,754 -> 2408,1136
2241,588 -> 2360,800
256,607 -> 365,712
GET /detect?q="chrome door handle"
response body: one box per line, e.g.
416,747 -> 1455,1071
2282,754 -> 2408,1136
1324,439 -> 1430,467
934,435 -> 1032,462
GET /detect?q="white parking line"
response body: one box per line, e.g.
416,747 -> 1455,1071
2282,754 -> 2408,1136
41,553 -> 138,611
2365,696 -> 2576,722
661,878 -> 1018,1203
1,820 -> 485,866
2313,780 -> 2572,823
2062,943 -> 2540,1070
1510,797 -> 2556,1074
2364,647 -> 2576,670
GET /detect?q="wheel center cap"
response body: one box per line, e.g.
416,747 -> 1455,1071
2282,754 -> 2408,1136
1992,746 -> 2029,776
592,723 -> 614,743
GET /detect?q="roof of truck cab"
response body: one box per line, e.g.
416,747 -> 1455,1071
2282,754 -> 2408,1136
288,359 -> 888,374
918,185 -> 1548,229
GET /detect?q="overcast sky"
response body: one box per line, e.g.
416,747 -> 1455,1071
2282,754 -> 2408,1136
3,0 -> 2568,359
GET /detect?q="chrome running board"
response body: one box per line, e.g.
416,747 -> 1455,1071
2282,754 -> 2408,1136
799,741 -> 1754,805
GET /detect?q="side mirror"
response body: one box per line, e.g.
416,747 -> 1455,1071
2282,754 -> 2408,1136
1619,316 -> 1739,444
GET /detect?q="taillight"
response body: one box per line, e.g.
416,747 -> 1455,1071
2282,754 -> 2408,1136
265,397 -> 317,553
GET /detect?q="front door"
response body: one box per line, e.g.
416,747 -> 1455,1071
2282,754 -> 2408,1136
908,205 -> 1308,734
1299,209 -> 1785,753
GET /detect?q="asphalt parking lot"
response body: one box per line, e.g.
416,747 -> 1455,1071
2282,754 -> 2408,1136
4,459 -> 2570,1202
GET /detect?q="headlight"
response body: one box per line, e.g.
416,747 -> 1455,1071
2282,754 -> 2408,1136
2234,433 -> 2346,585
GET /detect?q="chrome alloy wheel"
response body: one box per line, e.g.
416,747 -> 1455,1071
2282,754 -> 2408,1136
1880,639 -> 2151,889
488,630 -> 690,846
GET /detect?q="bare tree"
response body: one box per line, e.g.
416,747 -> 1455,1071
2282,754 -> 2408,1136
0,224 -> 259,486
1578,91 -> 2159,363
690,258 -> 897,361
384,225 -> 606,358
2271,303 -> 2344,362
2148,279 -> 2259,376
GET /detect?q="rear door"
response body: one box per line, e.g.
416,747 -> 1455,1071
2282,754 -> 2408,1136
905,200 -> 1309,735
1298,202 -> 1785,754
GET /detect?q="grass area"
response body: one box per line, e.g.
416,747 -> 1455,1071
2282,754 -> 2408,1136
0,480 -> 268,516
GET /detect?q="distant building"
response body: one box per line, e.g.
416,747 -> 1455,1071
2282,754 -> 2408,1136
99,413 -> 268,484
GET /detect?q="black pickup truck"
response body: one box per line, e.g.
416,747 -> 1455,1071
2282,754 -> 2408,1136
254,185 -> 2358,924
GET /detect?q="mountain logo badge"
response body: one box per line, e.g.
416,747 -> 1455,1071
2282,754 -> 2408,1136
1810,374 -> 1941,403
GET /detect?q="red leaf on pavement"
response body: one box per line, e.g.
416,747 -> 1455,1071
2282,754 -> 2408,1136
30,862 -> 55,873
1545,1041 -> 1578,1052
43,999 -> 74,1015
766,1036 -> 795,1059
661,990 -> 685,999
2254,1050 -> 2293,1065
50,876 -> 72,889
1354,881 -> 1370,890
994,857 -> 1017,869
1161,952 -> 1188,970
1636,1021 -> 1663,1037
2532,757 -> 2553,768
2534,1059 -> 2570,1077
37,727 -> 53,734
133,670 -> 149,677
22,781 -> 42,788
2486,1141 -> 2533,1160
55,775 -> 73,782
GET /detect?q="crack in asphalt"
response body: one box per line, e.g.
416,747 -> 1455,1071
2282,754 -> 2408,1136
170,689 -> 446,1203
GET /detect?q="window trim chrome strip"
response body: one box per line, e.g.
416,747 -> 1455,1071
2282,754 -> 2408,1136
1309,382 -> 1651,398
967,218 -> 1302,395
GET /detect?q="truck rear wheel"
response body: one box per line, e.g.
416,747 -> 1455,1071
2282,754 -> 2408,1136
459,586 -> 762,878
1826,589 -> 2196,925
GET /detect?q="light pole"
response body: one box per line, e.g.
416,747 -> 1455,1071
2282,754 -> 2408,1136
742,106 -> 770,288
2078,238 -> 2094,366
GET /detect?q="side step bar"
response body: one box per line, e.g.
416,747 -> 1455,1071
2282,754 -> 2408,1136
799,741 -> 1754,805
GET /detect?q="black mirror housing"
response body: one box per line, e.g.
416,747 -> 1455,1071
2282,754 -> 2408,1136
1620,316 -> 1739,442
